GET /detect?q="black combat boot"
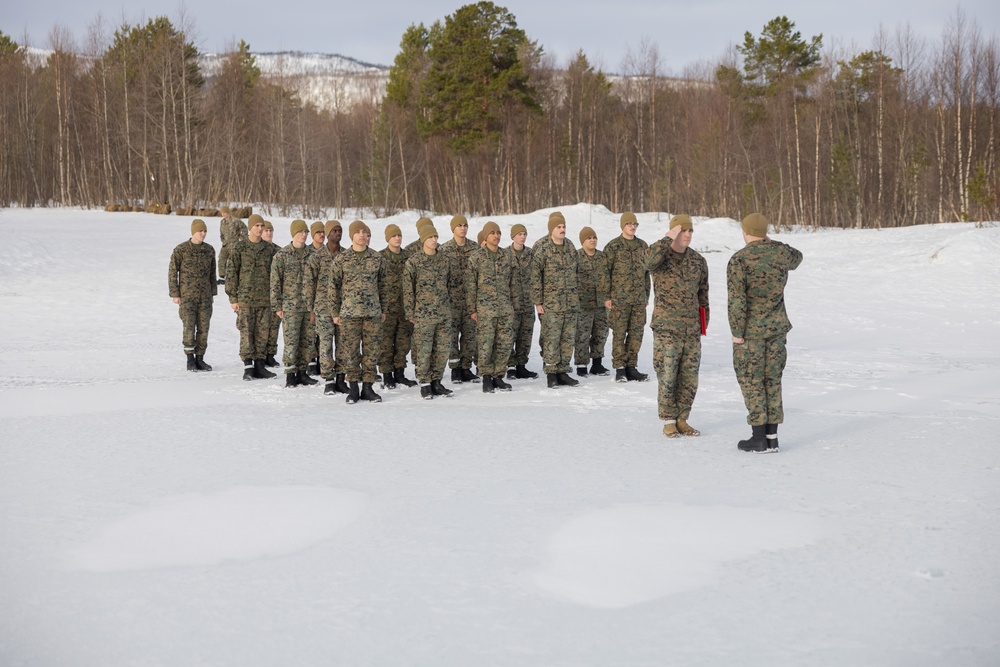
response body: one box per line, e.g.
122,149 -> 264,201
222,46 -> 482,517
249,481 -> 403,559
323,380 -> 336,395
515,364 -> 537,379
738,425 -> 769,453
264,354 -> 280,368
557,372 -> 579,387
482,376 -> 495,393
298,370 -> 318,386
307,358 -> 320,376
765,424 -> 779,451
334,373 -> 350,394
615,368 -> 627,382
345,381 -> 360,404
285,372 -> 300,388
254,359 -> 276,379
576,366 -> 588,377
451,368 -> 464,383
360,382 -> 382,402
461,367 -> 479,382
625,366 -> 649,382
420,383 -> 435,399
217,277 -> 225,286
194,355 -> 213,371
382,370 -> 397,390
493,375 -> 512,391
590,357 -> 610,376
430,380 -> 453,397
242,359 -> 256,381
547,373 -> 559,388
506,367 -> 517,379
186,354 -> 197,371
395,368 -> 417,387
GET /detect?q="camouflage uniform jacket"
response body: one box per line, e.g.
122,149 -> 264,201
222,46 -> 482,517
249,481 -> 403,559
506,245 -> 535,313
329,248 -> 387,319
466,247 -> 517,319
646,239 -> 709,337
169,240 -> 217,300
220,216 -> 248,248
404,239 -> 424,257
404,251 -> 459,324
530,238 -> 579,312
438,238 -> 478,315
602,235 -> 650,305
226,239 -> 273,307
270,243 -> 313,313
380,247 -> 409,316
307,245 -> 338,315
577,248 -> 610,310
726,239 -> 803,339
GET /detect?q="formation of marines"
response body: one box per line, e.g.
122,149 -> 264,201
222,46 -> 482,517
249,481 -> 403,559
168,210 -> 800,452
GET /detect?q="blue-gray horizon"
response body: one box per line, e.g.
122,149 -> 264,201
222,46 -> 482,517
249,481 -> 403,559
4,0 -> 998,74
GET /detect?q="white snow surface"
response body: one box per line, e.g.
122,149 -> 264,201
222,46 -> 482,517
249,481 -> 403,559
0,205 -> 998,666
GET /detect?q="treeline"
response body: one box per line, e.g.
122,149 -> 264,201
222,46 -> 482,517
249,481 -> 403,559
1,3 -> 997,227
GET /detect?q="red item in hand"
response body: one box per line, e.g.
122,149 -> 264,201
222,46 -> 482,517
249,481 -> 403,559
699,307 -> 707,336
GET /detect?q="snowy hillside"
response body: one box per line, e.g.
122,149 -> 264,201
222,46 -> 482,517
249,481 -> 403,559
0,205 -> 998,666
200,51 -> 389,112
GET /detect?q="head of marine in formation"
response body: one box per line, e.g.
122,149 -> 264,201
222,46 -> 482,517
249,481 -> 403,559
325,220 -> 343,249
510,223 -> 527,250
261,220 -> 274,243
620,211 -> 639,240
349,220 -> 372,251
548,211 -> 566,244
741,213 -> 769,243
190,219 -> 207,244
450,215 -> 469,243
482,221 -> 501,251
420,224 -> 439,254
248,214 -> 265,241
666,214 -> 694,252
310,221 -> 326,248
385,224 -> 403,252
579,226 -> 597,255
290,219 -> 308,247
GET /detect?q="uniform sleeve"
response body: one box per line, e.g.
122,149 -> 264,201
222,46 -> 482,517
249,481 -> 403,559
225,245 -> 240,303
465,255 -> 479,315
596,254 -> 610,304
270,255 -> 283,312
168,247 -> 182,299
329,261 -> 343,319
726,256 -> 747,338
646,239 -> 668,271
530,247 -> 545,306
601,243 -> 615,299
210,250 -> 218,297
403,260 -> 416,321
642,242 -> 651,301
377,255 -> 388,315
784,244 -> 803,271
305,254 -> 319,312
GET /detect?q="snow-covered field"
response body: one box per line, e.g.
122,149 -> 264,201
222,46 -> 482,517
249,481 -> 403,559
1,205 -> 998,666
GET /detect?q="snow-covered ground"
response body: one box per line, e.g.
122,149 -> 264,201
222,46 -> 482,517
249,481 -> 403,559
1,205 -> 998,666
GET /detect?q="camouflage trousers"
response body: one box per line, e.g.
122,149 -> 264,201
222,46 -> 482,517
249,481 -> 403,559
379,311 -> 413,374
609,303 -> 647,369
733,335 -> 788,426
179,298 -> 212,355
575,306 -> 608,366
538,310 -> 577,375
476,315 -> 515,378
341,316 -> 382,383
449,308 -> 478,370
281,311 -> 313,374
652,330 -> 701,421
412,318 -> 451,384
237,305 -> 271,361
316,314 -> 338,380
267,309 -> 281,356
506,309 -> 535,367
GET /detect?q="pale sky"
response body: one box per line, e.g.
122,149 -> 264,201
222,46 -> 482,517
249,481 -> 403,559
5,1 -> 998,73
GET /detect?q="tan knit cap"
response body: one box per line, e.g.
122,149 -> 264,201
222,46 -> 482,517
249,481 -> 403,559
384,224 -> 402,241
741,213 -> 769,237
220,205 -> 231,214
450,214 -> 469,231
620,211 -> 638,229
669,214 -> 693,230
262,220 -> 274,231
548,211 -> 566,234
310,221 -> 325,236
419,225 -> 439,243
191,219 -> 207,234
510,223 -> 527,239
248,213 -> 264,227
349,220 -> 371,239
324,220 -> 341,236
290,219 -> 308,236
579,226 -> 597,243
415,216 -> 432,229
